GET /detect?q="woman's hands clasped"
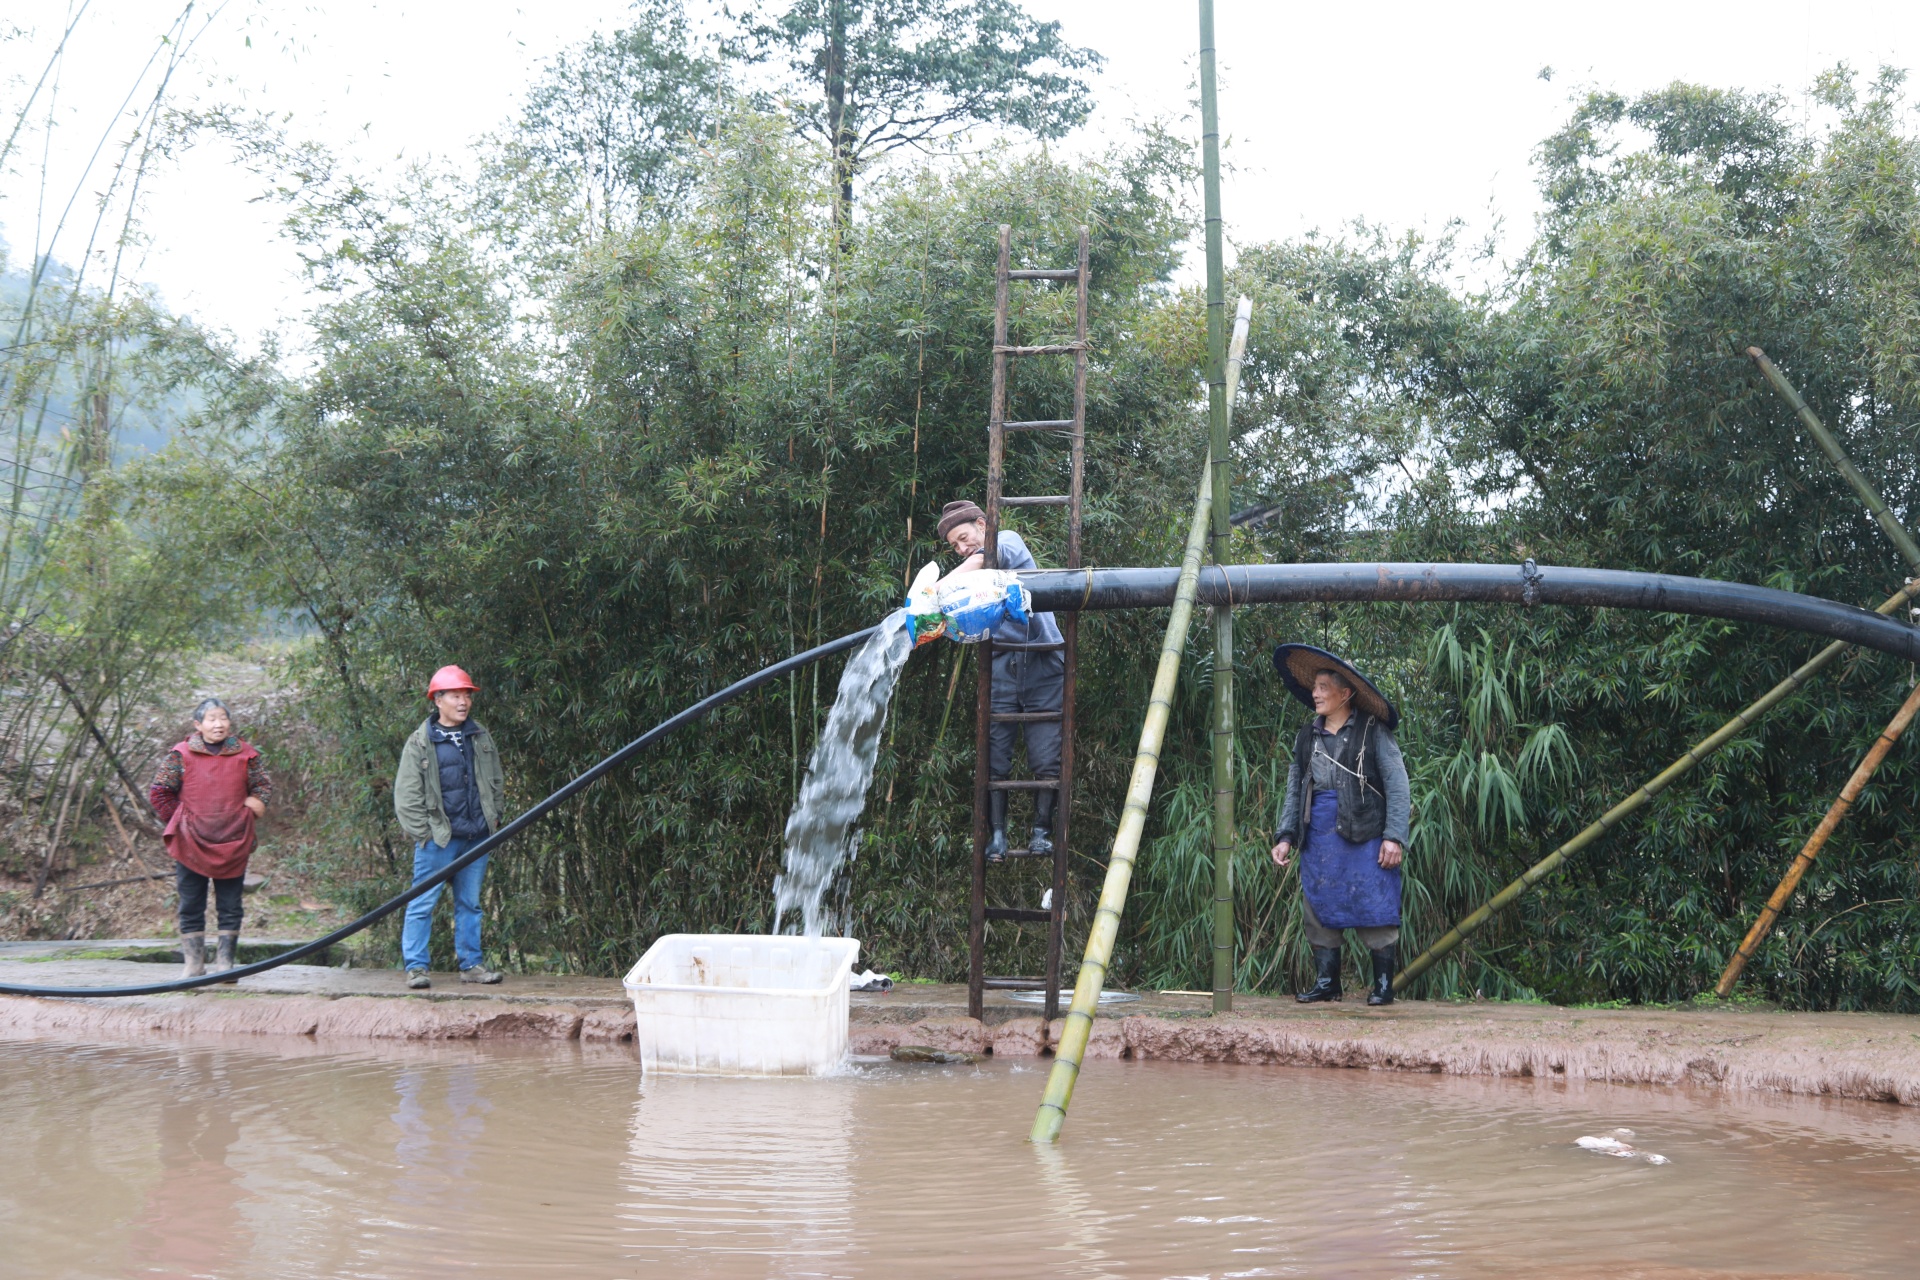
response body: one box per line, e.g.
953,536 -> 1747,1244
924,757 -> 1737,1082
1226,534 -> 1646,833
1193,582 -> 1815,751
1271,838 -> 1402,869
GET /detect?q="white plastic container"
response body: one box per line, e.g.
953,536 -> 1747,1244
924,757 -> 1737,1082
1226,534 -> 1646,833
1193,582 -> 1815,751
622,933 -> 861,1076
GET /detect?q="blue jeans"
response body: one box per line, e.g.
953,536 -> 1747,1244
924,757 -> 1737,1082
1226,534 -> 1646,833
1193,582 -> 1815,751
401,838 -> 488,972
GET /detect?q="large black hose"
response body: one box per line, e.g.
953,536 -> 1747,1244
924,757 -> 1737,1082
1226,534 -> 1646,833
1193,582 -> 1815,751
2,626 -> 880,998
14,559 -> 1916,999
1021,561 -> 1920,662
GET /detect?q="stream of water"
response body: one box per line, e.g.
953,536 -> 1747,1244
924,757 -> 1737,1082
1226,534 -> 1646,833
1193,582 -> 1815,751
4,1039 -> 1917,1278
773,611 -> 913,937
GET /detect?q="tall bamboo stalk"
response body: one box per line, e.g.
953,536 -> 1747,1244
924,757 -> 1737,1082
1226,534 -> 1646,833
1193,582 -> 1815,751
1748,347 -> 1920,573
1032,448 -> 1213,1144
1715,677 -> 1920,996
1199,0 -> 1235,1013
1395,578 -> 1920,991
1212,300 -> 1252,1002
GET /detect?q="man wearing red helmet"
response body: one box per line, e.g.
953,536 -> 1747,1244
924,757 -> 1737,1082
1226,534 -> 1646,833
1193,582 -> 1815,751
393,665 -> 507,988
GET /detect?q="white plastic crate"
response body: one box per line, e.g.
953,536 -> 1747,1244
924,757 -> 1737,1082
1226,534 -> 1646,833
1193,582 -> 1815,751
623,933 -> 861,1076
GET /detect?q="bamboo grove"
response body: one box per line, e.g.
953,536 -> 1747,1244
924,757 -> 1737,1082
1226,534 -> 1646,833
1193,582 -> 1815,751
5,9 -> 1920,1009
0,5 -> 272,934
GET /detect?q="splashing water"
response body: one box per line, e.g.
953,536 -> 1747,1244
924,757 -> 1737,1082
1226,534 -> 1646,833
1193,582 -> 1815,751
773,610 -> 913,936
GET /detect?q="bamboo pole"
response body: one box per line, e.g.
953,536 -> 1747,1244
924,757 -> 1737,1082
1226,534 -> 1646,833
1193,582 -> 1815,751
1031,448 -> 1214,1144
1199,0 -> 1236,1015
1395,578 -> 1920,991
1715,677 -> 1920,996
1210,300 -> 1252,1008
48,668 -> 157,830
1748,347 -> 1920,574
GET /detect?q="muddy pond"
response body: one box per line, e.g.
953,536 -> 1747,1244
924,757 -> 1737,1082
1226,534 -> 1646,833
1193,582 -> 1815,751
3,1038 -> 1917,1278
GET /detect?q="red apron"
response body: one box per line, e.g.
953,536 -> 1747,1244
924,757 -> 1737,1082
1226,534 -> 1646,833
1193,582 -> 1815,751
163,739 -> 258,879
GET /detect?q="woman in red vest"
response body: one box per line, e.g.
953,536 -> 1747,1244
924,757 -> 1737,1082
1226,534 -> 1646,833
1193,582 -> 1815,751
148,698 -> 273,979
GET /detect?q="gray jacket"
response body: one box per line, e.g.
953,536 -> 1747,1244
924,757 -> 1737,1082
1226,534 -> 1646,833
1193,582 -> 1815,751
394,717 -> 505,848
1274,712 -> 1410,846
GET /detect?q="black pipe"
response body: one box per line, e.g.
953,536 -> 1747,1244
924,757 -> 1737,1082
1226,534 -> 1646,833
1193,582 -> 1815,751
1021,561 -> 1920,663
1,626 -> 880,998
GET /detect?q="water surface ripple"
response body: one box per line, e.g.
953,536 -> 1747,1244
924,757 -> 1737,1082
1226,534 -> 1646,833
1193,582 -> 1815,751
4,1040 -> 1918,1278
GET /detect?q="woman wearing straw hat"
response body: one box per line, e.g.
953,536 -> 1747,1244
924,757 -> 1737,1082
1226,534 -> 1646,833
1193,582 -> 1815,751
1269,644 -> 1410,1006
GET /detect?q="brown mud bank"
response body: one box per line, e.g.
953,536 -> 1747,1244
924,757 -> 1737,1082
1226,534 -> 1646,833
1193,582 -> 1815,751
4,970 -> 1918,1108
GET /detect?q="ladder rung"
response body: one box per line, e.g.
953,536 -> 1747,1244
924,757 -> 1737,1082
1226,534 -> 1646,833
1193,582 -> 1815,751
984,907 -> 1053,923
991,711 -> 1061,722
1001,846 -> 1056,859
1002,419 -> 1077,432
994,343 -> 1087,356
990,641 -> 1066,651
988,779 -> 1061,791
983,976 -> 1048,989
1001,495 -> 1070,507
1007,268 -> 1078,281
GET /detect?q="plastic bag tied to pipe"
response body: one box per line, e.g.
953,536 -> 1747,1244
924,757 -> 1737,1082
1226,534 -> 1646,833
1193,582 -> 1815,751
904,565 -> 1032,646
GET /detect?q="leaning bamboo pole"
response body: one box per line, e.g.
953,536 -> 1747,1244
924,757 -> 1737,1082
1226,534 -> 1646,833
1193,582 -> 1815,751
1748,347 -> 1920,574
1395,578 -> 1920,991
1031,452 -> 1213,1143
1715,677 -> 1920,996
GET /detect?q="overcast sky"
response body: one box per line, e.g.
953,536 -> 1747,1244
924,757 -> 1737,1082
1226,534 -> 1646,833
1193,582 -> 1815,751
7,0 -> 1919,357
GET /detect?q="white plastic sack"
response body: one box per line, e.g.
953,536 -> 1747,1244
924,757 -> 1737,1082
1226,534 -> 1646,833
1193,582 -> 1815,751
936,570 -> 1031,644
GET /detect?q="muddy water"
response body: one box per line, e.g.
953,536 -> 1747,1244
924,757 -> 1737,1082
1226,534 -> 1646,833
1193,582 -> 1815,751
4,1041 -> 1918,1279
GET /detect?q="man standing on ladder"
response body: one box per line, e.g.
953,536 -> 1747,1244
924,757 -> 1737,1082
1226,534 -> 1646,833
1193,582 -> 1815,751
937,498 -> 1063,863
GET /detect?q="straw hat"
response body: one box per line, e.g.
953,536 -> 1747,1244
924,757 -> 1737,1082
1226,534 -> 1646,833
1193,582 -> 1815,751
1272,643 -> 1399,731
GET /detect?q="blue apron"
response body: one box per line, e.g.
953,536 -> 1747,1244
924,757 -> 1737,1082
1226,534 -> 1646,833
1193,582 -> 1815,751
1299,789 -> 1401,929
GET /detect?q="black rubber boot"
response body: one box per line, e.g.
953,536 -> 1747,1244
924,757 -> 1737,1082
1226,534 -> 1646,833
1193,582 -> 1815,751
985,789 -> 1009,864
1029,787 -> 1057,856
179,932 -> 206,979
214,931 -> 240,984
1367,944 -> 1398,1006
1295,946 -> 1342,1003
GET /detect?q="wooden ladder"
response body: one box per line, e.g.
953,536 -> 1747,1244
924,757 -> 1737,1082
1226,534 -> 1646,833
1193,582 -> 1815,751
969,224 -> 1089,1022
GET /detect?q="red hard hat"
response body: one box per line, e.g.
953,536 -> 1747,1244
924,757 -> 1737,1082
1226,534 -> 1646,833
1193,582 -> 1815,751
426,665 -> 479,699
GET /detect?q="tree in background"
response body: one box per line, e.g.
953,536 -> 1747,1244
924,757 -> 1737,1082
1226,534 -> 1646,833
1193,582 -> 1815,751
222,90 -> 1198,976
0,5 -> 276,934
509,0 -> 729,236
727,0 -> 1102,224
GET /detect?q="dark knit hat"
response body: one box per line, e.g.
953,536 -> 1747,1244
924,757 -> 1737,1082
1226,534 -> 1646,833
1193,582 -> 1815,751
1272,643 -> 1398,730
936,500 -> 987,540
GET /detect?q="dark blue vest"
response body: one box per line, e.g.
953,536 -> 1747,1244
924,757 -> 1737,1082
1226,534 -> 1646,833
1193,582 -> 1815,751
427,719 -> 490,840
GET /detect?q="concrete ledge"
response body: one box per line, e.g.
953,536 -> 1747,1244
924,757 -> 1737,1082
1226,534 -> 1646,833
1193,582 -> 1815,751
1118,1012 -> 1920,1106
0,993 -> 589,1042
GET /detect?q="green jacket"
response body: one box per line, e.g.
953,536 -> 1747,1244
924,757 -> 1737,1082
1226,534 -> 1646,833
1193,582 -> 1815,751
393,717 -> 505,848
